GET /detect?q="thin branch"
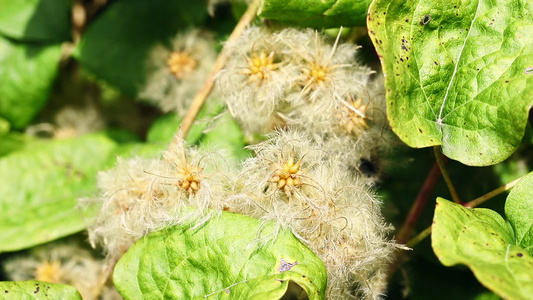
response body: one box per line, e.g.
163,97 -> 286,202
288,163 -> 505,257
406,174 -> 525,248
464,175 -> 523,208
172,0 -> 261,146
396,160 -> 441,244
406,225 -> 432,248
433,146 -> 461,204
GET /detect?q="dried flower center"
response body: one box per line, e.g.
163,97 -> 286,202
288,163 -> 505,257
302,63 -> 336,90
177,163 -> 202,194
244,51 -> 277,84
270,156 -> 303,194
337,97 -> 368,135
167,51 -> 198,79
35,260 -> 62,283
306,62 -> 330,86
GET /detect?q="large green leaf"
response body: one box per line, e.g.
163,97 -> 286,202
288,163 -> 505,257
505,172 -> 533,256
114,212 -> 327,299
0,0 -> 71,42
0,134 -> 117,252
368,0 -> 533,166
0,37 -> 61,129
258,0 -> 372,28
432,172 -> 533,300
74,0 -> 207,97
0,281 -> 82,299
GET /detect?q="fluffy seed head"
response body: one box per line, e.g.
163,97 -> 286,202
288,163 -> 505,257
217,26 -> 298,137
140,29 -> 216,114
80,137 -> 232,262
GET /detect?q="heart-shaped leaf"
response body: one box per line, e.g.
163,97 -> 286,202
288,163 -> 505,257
368,0 -> 533,166
432,171 -> 533,300
114,211 -> 327,299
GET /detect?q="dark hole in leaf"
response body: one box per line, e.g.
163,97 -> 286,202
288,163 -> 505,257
420,15 -> 431,25
280,281 -> 308,300
517,253 -> 523,257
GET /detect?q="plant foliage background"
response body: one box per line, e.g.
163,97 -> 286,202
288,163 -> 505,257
0,0 -> 531,299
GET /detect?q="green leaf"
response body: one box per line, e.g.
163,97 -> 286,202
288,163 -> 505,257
201,113 -> 251,164
0,134 -> 117,252
0,132 -> 31,157
0,37 -> 61,129
432,197 -> 533,299
258,0 -> 372,28
0,116 -> 10,135
74,0 -> 207,97
0,0 -> 71,42
368,0 -> 533,166
0,281 -> 82,299
147,113 -> 204,145
114,212 -> 327,299
505,171 -> 533,256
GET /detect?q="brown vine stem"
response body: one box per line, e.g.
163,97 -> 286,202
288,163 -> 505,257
406,174 -> 525,248
433,146 -> 462,204
171,0 -> 261,147
396,160 -> 441,244
385,159 -> 442,283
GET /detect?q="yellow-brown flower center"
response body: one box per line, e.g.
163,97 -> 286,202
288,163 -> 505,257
167,51 -> 197,79
302,62 -> 333,89
35,260 -> 62,283
269,156 -> 303,194
244,51 -> 277,84
177,163 -> 202,194
337,97 -> 368,135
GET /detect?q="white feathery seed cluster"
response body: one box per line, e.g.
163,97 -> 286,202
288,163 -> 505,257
225,130 -> 398,299
140,29 -> 217,114
3,242 -> 120,300
218,26 -> 395,184
81,137 -> 230,261
217,26 -> 298,135
80,24 -> 402,300
217,27 -> 379,140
